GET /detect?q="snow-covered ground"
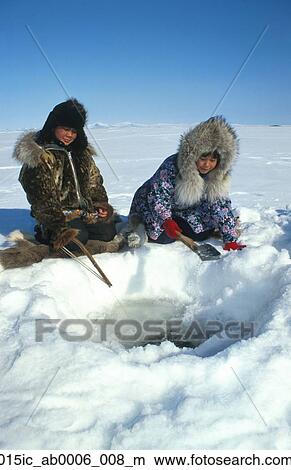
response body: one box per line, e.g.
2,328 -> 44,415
0,124 -> 291,449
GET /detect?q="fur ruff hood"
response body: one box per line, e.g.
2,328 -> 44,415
13,131 -> 96,168
175,116 -> 238,207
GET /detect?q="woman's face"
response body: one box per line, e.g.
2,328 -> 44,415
196,154 -> 218,174
54,126 -> 77,146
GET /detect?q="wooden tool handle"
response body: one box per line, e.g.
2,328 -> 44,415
72,238 -> 112,287
176,232 -> 199,251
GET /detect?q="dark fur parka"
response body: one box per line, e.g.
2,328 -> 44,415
13,131 -> 108,239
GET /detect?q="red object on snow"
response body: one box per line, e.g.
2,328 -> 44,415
223,241 -> 246,251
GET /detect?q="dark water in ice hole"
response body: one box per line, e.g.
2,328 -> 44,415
87,299 -> 205,349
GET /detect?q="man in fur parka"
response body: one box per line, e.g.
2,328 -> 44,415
130,116 -> 246,250
13,98 -> 118,252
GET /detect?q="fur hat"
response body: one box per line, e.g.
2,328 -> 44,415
175,116 -> 239,207
37,98 -> 88,153
42,98 -> 87,132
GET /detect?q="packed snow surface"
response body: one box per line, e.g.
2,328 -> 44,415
0,124 -> 291,449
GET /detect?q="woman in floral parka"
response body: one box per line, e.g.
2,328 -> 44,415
129,116 -> 246,251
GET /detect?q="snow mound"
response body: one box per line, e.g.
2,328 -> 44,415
89,122 -> 145,129
89,122 -> 110,129
1,208 -> 291,449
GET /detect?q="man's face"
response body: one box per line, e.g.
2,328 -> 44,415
54,126 -> 77,146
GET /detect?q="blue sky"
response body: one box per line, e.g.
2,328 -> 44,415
1,0 -> 290,128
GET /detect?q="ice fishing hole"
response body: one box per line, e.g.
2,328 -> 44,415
88,299 -> 192,348
87,299 -> 236,350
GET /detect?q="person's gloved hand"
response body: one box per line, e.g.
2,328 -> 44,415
83,211 -> 99,224
163,219 -> 182,239
223,241 -> 246,251
83,202 -> 114,224
91,202 -> 114,223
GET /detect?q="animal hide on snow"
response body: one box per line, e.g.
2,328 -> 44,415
0,230 -> 124,271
